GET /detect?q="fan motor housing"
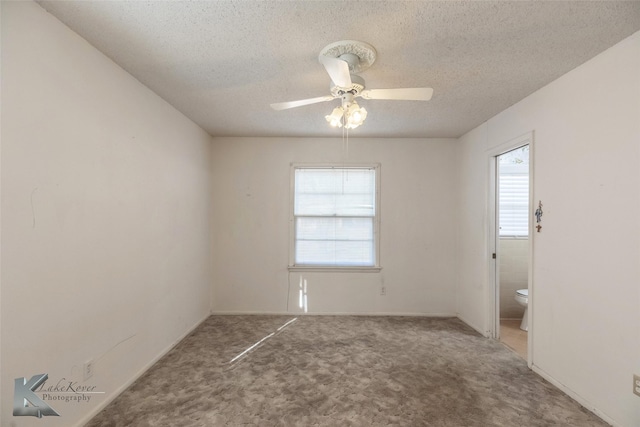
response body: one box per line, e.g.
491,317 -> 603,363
330,74 -> 365,97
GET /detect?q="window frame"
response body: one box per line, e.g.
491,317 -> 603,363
288,163 -> 382,272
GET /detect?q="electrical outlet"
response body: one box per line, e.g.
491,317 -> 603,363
380,286 -> 386,296
83,360 -> 94,381
634,374 -> 640,397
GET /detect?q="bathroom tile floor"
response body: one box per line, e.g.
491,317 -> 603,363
500,319 -> 527,359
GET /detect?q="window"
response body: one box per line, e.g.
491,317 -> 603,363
498,146 -> 529,237
290,165 -> 380,269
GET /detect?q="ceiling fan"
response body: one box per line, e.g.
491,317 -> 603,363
270,40 -> 433,129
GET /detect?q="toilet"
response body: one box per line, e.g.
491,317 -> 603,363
515,289 -> 528,331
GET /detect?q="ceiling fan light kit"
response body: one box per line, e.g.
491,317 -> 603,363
325,101 -> 368,129
270,40 -> 433,129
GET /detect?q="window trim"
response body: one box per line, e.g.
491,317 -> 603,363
288,163 -> 382,272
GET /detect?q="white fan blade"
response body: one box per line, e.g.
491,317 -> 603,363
319,55 -> 352,88
360,87 -> 433,101
270,95 -> 335,111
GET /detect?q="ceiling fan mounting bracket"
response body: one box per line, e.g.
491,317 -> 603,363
319,40 -> 377,74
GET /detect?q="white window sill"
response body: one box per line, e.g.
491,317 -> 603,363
288,266 -> 382,273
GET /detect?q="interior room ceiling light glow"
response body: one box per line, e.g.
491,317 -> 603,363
325,99 -> 367,129
325,106 -> 344,127
344,102 -> 367,129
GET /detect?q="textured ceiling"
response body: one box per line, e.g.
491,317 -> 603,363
36,1 -> 640,138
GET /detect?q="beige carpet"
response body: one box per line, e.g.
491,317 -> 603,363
86,315 -> 607,426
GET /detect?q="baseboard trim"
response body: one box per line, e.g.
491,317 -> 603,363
74,313 -> 210,427
531,365 -> 617,427
210,310 -> 456,317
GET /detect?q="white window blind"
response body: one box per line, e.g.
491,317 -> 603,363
293,167 -> 377,267
498,146 -> 529,237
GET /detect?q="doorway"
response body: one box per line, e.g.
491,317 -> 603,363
496,145 -> 529,359
486,132 -> 533,365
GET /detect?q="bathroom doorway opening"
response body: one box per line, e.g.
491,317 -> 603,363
496,145 -> 530,360
486,132 -> 533,365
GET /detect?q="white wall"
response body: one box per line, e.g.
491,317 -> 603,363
456,31 -> 640,427
1,2 -> 212,426
456,124 -> 489,330
211,137 -> 457,316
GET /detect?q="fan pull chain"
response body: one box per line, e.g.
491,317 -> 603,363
346,127 -> 349,159
342,121 -> 349,162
